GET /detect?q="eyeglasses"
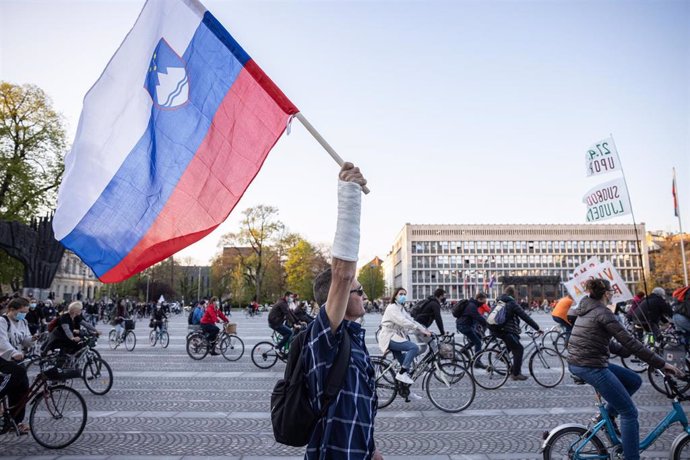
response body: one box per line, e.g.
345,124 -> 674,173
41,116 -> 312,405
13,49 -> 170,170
350,288 -> 365,297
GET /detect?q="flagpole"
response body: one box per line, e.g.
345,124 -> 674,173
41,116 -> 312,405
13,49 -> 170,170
674,167 -> 689,285
295,112 -> 370,194
609,134 -> 649,296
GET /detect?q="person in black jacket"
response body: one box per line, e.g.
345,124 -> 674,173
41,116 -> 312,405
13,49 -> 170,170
456,292 -> 488,368
414,288 -> 446,335
489,286 -> 542,381
267,292 -> 298,356
632,287 -> 673,339
568,279 -> 680,460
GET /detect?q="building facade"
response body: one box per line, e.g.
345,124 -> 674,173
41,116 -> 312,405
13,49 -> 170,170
49,250 -> 102,302
383,224 -> 648,302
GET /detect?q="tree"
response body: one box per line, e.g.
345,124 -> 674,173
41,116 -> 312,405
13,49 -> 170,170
219,205 -> 284,303
358,263 -> 385,301
649,235 -> 690,289
284,239 -> 319,300
0,82 -> 67,289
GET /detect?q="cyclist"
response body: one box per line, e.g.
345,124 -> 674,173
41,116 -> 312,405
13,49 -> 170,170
151,303 -> 167,335
25,299 -> 45,334
551,294 -> 575,341
199,296 -> 228,356
632,287 -> 673,341
488,286 -> 543,381
0,297 -> 34,434
456,292 -> 489,368
379,287 -> 431,390
111,298 -> 130,340
45,301 -> 99,355
268,292 -> 298,358
568,278 -> 681,460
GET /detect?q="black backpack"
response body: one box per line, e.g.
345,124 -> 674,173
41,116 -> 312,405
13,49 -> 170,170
271,323 -> 351,447
410,298 -> 432,320
452,299 -> 470,318
187,308 -> 194,325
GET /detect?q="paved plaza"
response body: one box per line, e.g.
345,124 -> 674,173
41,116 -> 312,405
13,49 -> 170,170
2,311 -> 687,459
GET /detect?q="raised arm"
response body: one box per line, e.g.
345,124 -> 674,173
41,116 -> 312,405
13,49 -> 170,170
325,162 -> 367,332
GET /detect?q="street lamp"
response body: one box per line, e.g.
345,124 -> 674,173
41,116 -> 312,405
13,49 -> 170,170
145,273 -> 151,304
197,266 -> 202,302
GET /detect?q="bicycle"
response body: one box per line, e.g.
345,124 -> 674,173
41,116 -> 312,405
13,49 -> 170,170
371,333 -> 476,413
541,324 -> 569,356
109,319 -> 137,351
541,374 -> 690,459
186,323 -> 244,361
471,330 -> 564,389
58,335 -> 113,396
244,306 -> 262,318
0,356 -> 87,449
251,326 -> 304,369
149,320 -> 170,348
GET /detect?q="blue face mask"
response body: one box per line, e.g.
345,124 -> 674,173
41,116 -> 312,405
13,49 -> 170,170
397,295 -> 407,304
15,312 -> 27,321
29,303 -> 37,310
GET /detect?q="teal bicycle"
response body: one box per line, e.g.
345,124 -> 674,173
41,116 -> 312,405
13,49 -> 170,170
541,374 -> 690,459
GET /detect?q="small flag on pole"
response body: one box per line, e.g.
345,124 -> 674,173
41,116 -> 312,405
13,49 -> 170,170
53,0 -> 298,282
673,169 -> 680,217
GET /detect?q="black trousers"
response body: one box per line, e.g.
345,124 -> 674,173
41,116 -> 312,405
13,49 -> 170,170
495,332 -> 524,376
0,359 -> 29,423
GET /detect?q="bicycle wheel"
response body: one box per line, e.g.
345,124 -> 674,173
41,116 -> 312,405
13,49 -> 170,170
552,332 -> 569,356
82,356 -> 113,395
160,331 -> 170,348
541,330 -> 561,350
125,331 -> 136,351
671,433 -> 690,460
186,333 -> 208,360
371,356 -> 397,409
620,354 -> 647,373
647,365 -> 690,397
542,425 -> 607,459
149,330 -> 157,347
529,347 -> 565,388
220,334 -> 245,361
251,341 -> 279,369
471,348 -> 510,390
108,330 -> 118,349
425,362 -> 475,413
29,384 -> 87,449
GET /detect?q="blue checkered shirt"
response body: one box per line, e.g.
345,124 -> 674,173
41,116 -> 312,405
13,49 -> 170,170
303,307 -> 377,460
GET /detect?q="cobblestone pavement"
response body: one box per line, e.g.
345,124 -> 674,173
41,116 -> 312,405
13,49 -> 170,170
2,311 -> 687,459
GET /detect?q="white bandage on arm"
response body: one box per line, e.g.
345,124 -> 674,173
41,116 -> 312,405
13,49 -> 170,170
331,180 -> 361,262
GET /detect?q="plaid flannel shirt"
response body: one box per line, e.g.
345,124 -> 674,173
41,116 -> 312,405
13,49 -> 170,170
303,307 -> 377,460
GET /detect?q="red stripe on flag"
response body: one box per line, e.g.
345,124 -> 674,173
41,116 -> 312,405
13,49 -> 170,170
244,59 -> 299,116
101,66 -> 291,282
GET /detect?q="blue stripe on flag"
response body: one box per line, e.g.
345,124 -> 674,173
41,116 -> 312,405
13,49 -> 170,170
61,21 -> 246,277
202,12 -> 250,66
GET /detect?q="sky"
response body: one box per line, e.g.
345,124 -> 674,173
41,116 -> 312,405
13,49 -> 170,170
1,0 -> 688,269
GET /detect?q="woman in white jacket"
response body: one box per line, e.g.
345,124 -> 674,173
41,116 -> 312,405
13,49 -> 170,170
0,296 -> 34,433
379,287 -> 430,385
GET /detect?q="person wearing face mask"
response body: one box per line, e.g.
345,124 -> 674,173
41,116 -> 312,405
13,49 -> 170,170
379,287 -> 431,389
151,303 -> 168,334
45,301 -> 94,355
0,297 -> 34,434
568,278 -> 681,460
25,300 -> 46,334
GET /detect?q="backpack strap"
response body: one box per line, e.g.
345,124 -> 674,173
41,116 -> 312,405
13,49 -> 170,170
1,315 -> 9,334
319,330 -> 351,416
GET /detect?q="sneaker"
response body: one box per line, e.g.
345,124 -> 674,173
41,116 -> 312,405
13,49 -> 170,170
395,372 -> 414,385
408,391 -> 423,401
510,374 -> 528,381
473,360 -> 487,369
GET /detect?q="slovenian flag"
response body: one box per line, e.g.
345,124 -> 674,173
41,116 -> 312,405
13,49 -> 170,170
54,0 -> 298,283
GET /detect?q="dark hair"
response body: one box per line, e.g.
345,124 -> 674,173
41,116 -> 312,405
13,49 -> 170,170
586,278 -> 611,300
284,291 -> 293,298
7,297 -> 29,310
313,268 -> 332,306
475,292 -> 487,301
635,291 -> 645,298
504,286 -> 515,297
391,287 -> 406,302
210,296 -> 218,302
434,288 -> 446,298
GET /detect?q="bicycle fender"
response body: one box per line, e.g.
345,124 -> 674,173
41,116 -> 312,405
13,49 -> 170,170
671,431 -> 690,452
540,423 -> 588,452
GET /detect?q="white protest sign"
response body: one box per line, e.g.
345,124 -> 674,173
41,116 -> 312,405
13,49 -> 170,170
572,256 -> 600,279
586,137 -> 621,177
583,177 -> 631,222
564,260 -> 633,303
